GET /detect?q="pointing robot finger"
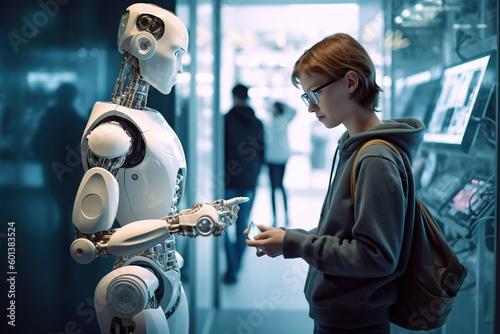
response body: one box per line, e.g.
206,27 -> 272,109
223,196 -> 249,206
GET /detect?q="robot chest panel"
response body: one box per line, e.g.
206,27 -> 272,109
116,112 -> 186,224
147,117 -> 186,167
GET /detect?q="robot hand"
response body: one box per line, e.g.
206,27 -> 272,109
210,196 -> 250,235
166,197 -> 249,238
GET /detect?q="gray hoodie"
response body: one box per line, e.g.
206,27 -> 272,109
283,118 -> 425,329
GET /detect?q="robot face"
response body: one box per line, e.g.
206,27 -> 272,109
117,3 -> 189,94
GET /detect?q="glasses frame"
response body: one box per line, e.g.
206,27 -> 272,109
301,78 -> 338,107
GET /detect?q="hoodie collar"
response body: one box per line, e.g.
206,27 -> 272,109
338,118 -> 425,161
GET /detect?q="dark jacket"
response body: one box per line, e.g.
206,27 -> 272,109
224,105 -> 264,190
283,118 -> 424,328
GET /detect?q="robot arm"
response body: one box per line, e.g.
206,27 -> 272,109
71,197 -> 248,262
71,121 -> 132,263
72,167 -> 120,234
73,121 -> 132,229
167,197 -> 249,237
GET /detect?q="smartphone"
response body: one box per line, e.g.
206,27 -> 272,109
247,221 -> 261,240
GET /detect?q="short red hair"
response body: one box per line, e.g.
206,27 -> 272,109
291,33 -> 382,111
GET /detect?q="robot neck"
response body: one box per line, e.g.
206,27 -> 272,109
111,53 -> 150,110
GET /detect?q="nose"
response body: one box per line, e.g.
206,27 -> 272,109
307,103 -> 317,113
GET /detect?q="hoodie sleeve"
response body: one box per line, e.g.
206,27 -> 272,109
283,146 -> 408,278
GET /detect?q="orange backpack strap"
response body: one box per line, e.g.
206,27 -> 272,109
350,139 -> 402,206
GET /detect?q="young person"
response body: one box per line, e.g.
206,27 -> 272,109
245,33 -> 425,334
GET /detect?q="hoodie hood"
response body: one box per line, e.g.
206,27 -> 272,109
338,118 -> 425,162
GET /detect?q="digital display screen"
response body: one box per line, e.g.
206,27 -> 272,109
424,55 -> 491,147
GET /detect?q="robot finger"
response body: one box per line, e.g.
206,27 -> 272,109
224,196 -> 250,206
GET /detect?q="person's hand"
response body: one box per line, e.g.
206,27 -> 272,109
244,224 -> 285,258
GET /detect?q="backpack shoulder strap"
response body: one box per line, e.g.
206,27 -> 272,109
350,139 -> 402,205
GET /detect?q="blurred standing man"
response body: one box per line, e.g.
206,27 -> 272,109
224,84 -> 264,284
32,83 -> 86,227
31,82 -> 87,324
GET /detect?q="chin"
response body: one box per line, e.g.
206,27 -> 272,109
156,85 -> 173,95
324,120 -> 341,129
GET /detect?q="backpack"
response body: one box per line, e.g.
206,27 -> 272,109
351,139 -> 467,331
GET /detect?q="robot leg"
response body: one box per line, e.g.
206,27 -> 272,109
94,265 -> 169,334
131,308 -> 170,334
119,253 -> 189,334
164,285 -> 189,334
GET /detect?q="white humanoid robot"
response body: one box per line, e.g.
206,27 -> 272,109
69,4 -> 247,333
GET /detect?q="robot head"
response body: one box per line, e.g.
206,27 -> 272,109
117,3 -> 189,94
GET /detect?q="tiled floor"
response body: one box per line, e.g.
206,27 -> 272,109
211,164 -> 330,333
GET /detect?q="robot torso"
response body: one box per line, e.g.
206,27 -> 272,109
81,101 -> 186,226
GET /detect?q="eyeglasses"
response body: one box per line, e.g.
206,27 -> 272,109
301,79 -> 338,107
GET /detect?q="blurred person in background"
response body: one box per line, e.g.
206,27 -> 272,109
31,82 -> 88,323
32,82 -> 86,228
264,101 -> 295,227
224,84 -> 265,284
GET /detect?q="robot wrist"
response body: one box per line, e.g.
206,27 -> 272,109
70,229 -> 116,264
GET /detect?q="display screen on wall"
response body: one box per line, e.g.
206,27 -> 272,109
423,52 -> 496,152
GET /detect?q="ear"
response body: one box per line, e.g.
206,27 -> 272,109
130,32 -> 157,60
344,70 -> 359,94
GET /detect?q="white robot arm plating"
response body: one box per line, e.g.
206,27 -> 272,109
72,122 -> 131,235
